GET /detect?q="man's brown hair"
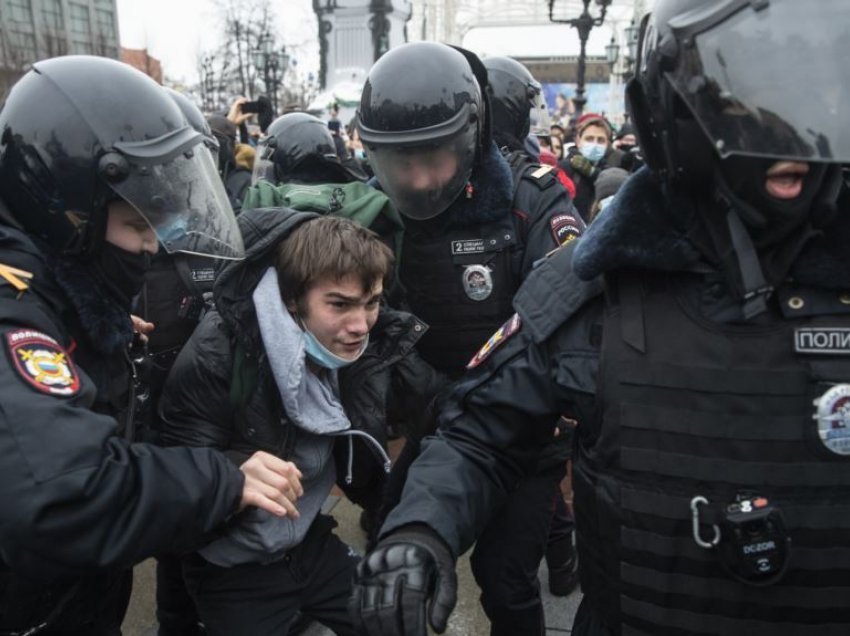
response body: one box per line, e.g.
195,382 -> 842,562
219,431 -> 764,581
275,216 -> 393,310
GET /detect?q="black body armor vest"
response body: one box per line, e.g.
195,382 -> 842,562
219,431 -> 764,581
400,212 -> 522,377
574,271 -> 850,635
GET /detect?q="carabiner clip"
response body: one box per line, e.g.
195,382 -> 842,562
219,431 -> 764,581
690,496 -> 721,549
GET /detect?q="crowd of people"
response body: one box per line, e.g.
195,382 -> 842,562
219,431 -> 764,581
1,0 -> 849,635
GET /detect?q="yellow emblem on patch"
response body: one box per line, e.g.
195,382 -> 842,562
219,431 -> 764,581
5,329 -> 80,397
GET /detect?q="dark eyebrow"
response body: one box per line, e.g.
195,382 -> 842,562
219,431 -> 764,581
324,290 -> 383,304
324,292 -> 360,303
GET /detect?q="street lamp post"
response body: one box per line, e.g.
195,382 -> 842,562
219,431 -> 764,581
605,18 -> 641,85
201,55 -> 215,112
252,33 -> 289,116
548,0 -> 612,119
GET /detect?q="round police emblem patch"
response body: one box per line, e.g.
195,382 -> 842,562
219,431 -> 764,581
462,265 -> 493,301
814,384 -> 850,456
5,329 -> 80,397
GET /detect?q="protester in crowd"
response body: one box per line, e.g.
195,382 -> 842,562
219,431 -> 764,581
561,113 -> 626,219
160,212 -> 442,635
587,166 -> 629,223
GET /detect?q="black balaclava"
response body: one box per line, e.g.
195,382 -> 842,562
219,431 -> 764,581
718,156 -> 832,247
687,156 -> 842,318
91,242 -> 151,309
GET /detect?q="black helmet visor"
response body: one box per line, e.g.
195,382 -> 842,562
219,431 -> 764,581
109,129 -> 244,259
365,126 -> 477,221
667,0 -> 850,163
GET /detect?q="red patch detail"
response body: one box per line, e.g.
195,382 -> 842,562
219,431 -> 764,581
5,329 -> 80,397
466,313 -> 522,370
550,214 -> 582,246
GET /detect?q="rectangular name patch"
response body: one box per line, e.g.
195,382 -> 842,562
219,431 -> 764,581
451,239 -> 485,255
795,328 -> 850,355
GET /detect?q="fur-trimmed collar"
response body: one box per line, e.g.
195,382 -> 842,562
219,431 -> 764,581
50,255 -> 133,355
573,168 -> 850,291
573,168 -> 701,280
446,141 -> 514,228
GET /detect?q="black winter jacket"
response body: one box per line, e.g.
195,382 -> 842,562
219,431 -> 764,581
0,223 -> 243,632
159,207 -> 445,508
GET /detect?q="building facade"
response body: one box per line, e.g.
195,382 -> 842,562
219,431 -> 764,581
0,0 -> 120,94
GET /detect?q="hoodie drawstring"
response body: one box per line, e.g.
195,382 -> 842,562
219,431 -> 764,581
331,429 -> 392,485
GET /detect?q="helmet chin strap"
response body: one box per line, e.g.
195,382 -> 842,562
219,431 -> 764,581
723,206 -> 772,319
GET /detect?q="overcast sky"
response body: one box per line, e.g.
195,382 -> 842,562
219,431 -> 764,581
116,0 -> 639,84
116,0 -> 318,83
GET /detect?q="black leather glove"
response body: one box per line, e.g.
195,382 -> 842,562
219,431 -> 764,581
351,524 -> 457,636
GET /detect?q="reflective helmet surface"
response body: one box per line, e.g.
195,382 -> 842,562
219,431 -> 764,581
253,112 -> 343,184
630,0 -> 850,182
0,56 -> 243,259
358,42 -> 483,220
164,87 -> 219,159
483,56 -> 548,145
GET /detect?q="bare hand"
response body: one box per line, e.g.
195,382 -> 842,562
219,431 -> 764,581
239,451 -> 303,518
130,314 -> 154,343
227,96 -> 252,126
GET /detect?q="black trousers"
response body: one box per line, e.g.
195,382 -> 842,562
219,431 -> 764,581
0,569 -> 131,636
470,462 -> 573,636
182,515 -> 359,636
572,598 -> 615,636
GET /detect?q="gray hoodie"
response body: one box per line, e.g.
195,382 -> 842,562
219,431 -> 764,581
200,268 -> 355,566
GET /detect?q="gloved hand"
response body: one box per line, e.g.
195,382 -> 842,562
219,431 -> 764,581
569,152 -> 596,178
351,524 -> 457,636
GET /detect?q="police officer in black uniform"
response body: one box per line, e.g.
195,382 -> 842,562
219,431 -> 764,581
0,56 -> 302,635
357,42 -> 583,636
351,1 -> 850,634
482,52 -> 580,599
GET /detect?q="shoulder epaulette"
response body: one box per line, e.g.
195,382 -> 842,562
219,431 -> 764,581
0,262 -> 33,293
530,165 -> 554,179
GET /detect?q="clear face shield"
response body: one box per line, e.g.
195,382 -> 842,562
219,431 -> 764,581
252,139 -> 277,185
366,126 -> 477,221
107,126 -> 244,259
667,0 -> 850,163
529,88 -> 552,138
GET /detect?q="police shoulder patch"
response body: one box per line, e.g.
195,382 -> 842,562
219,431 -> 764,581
466,313 -> 522,370
550,214 -> 582,246
5,329 -> 80,397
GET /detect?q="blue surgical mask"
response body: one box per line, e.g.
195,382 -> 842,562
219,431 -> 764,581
354,148 -> 367,161
580,142 -> 606,164
303,328 -> 368,370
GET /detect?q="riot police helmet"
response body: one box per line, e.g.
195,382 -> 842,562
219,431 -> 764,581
483,56 -> 550,148
253,112 -> 353,184
358,42 -> 488,220
0,56 -> 244,260
629,0 -> 850,183
164,87 -> 220,158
